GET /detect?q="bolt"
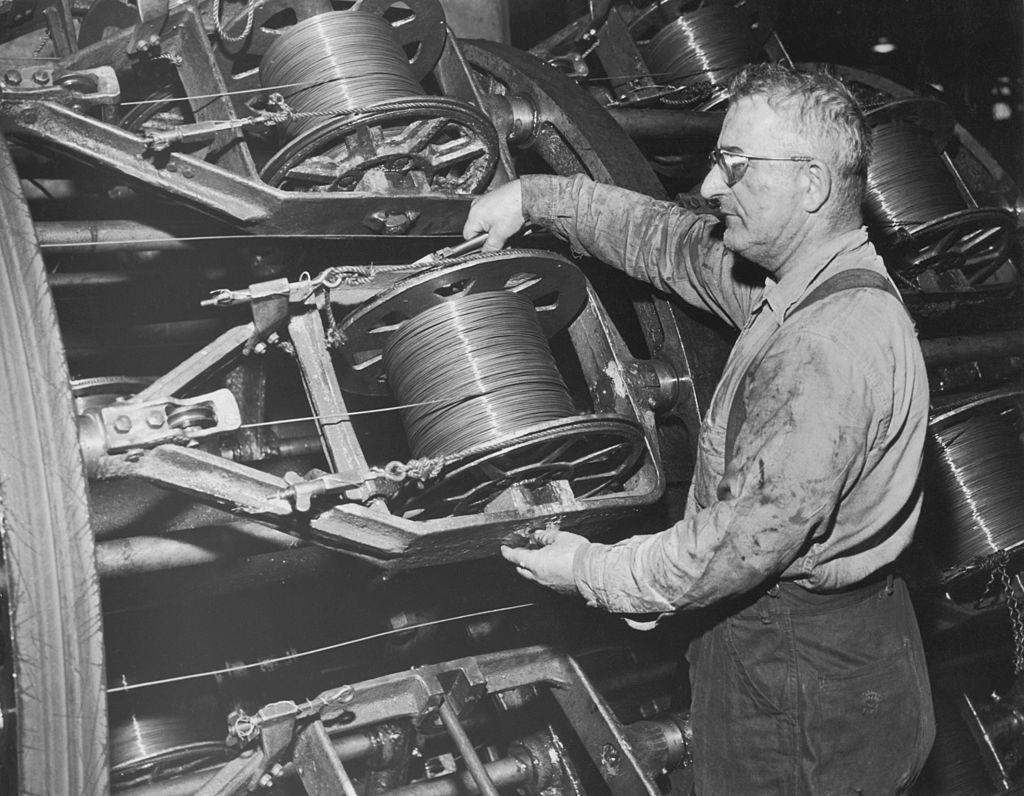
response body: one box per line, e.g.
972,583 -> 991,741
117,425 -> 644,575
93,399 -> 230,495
270,763 -> 285,779
252,341 -> 268,355
148,34 -> 160,46
31,70 -> 50,85
136,40 -> 149,51
112,415 -> 133,434
600,743 -> 620,772
257,773 -> 274,789
4,70 -> 21,86
145,410 -> 165,429
181,166 -> 195,179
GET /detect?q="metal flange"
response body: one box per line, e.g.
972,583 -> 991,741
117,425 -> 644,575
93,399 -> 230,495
336,249 -> 589,396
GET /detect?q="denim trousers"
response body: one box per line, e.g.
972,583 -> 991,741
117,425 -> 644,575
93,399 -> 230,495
687,575 -> 935,795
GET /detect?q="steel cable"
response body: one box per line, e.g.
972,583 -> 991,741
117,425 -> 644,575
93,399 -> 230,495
643,5 -> 760,90
382,291 -> 575,459
865,121 -> 967,231
260,10 -> 424,140
928,402 -> 1024,571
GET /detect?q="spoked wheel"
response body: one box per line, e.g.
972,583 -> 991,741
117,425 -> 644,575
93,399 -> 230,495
0,136 -> 109,793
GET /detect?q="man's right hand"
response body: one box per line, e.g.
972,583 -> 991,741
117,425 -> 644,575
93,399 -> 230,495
462,179 -> 527,251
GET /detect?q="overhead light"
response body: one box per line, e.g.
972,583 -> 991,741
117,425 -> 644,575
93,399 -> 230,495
872,37 -> 896,54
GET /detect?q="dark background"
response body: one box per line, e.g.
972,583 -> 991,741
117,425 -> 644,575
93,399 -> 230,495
510,0 -> 1024,188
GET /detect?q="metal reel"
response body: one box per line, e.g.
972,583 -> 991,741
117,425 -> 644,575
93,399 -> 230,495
259,97 -> 499,194
394,415 -> 647,519
337,250 -> 589,395
214,0 -> 446,115
887,207 -> 1017,291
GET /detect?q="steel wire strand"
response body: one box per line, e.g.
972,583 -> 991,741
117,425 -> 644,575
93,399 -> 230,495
382,291 -> 575,459
929,405 -> 1024,569
865,122 -> 966,232
643,5 -> 760,90
260,11 -> 425,140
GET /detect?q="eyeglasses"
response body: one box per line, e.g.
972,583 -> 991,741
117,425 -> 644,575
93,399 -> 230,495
708,148 -> 814,187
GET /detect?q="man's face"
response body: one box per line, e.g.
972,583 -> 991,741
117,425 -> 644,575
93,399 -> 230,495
700,96 -> 809,269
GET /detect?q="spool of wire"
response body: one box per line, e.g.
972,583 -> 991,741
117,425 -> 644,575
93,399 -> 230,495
382,291 -> 575,459
643,5 -> 760,90
260,10 -> 425,140
865,119 -> 967,233
928,400 -> 1024,575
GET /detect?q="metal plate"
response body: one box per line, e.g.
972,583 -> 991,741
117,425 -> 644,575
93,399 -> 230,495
336,250 -> 588,395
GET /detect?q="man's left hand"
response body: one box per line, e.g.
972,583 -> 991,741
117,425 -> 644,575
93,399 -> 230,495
500,529 -> 589,595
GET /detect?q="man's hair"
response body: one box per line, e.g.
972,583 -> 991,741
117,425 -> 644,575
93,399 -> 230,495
728,63 -> 871,215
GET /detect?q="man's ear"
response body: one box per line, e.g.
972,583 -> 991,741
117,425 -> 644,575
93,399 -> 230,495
802,159 -> 832,213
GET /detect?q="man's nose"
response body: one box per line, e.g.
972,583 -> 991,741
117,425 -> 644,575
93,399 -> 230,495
700,161 -> 728,200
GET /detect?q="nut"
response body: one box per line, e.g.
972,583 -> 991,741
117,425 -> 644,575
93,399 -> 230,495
112,415 -> 133,434
31,70 -> 50,86
145,410 -> 165,429
4,70 -> 22,86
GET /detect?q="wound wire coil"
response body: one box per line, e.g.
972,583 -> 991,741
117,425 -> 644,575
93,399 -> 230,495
260,11 -> 424,140
382,291 -> 575,459
865,121 -> 967,233
643,5 -> 760,90
928,402 -> 1024,574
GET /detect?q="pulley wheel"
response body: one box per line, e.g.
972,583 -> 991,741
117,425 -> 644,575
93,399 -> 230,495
393,415 -> 647,518
337,250 -> 588,395
259,98 -> 498,193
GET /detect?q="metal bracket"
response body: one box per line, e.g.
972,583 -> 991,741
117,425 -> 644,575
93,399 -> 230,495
0,66 -> 120,107
97,388 -> 241,453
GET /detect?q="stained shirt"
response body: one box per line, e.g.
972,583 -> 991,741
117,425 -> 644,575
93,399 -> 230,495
521,174 -> 929,613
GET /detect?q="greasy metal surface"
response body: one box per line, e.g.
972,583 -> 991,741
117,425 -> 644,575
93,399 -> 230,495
287,309 -> 369,478
0,100 -> 474,234
336,250 -> 588,395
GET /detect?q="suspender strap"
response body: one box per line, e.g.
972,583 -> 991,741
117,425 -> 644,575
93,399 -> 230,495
723,269 -> 903,465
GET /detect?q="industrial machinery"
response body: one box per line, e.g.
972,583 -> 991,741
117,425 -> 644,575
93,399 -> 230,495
0,0 -> 1022,794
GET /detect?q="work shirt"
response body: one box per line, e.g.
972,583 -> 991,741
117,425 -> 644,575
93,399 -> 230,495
521,174 -> 929,613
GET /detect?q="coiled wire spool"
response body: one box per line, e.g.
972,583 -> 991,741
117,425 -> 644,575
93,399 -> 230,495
928,399 -> 1024,579
643,5 -> 760,90
260,10 -> 425,140
865,120 -> 967,233
383,291 -> 575,459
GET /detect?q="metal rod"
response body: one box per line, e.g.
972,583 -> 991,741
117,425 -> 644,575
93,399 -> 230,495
387,757 -> 531,796
437,700 -> 501,796
606,108 -> 722,139
920,330 -> 1024,366
94,522 -> 305,579
35,220 -> 230,252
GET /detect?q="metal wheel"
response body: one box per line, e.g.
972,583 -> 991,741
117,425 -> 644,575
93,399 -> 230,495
0,135 -> 108,794
395,416 -> 646,519
260,98 -> 499,193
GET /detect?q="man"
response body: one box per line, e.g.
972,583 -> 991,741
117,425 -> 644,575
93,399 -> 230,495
464,64 -> 935,793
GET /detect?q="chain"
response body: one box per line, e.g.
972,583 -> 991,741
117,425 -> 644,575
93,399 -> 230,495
983,551 -> 1024,673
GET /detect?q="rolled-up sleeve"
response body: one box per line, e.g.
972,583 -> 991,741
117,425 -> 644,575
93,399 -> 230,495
573,330 -> 877,613
521,174 -> 758,329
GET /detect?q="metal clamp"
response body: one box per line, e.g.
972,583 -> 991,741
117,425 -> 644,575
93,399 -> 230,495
0,66 -> 120,107
96,388 -> 241,453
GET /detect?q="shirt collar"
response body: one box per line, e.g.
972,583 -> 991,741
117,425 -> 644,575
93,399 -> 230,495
759,227 -> 871,324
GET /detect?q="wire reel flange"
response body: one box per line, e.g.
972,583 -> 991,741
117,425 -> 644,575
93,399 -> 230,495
394,414 -> 648,519
337,250 -> 590,396
865,97 -> 1016,286
259,98 -> 499,193
214,0 -> 446,114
